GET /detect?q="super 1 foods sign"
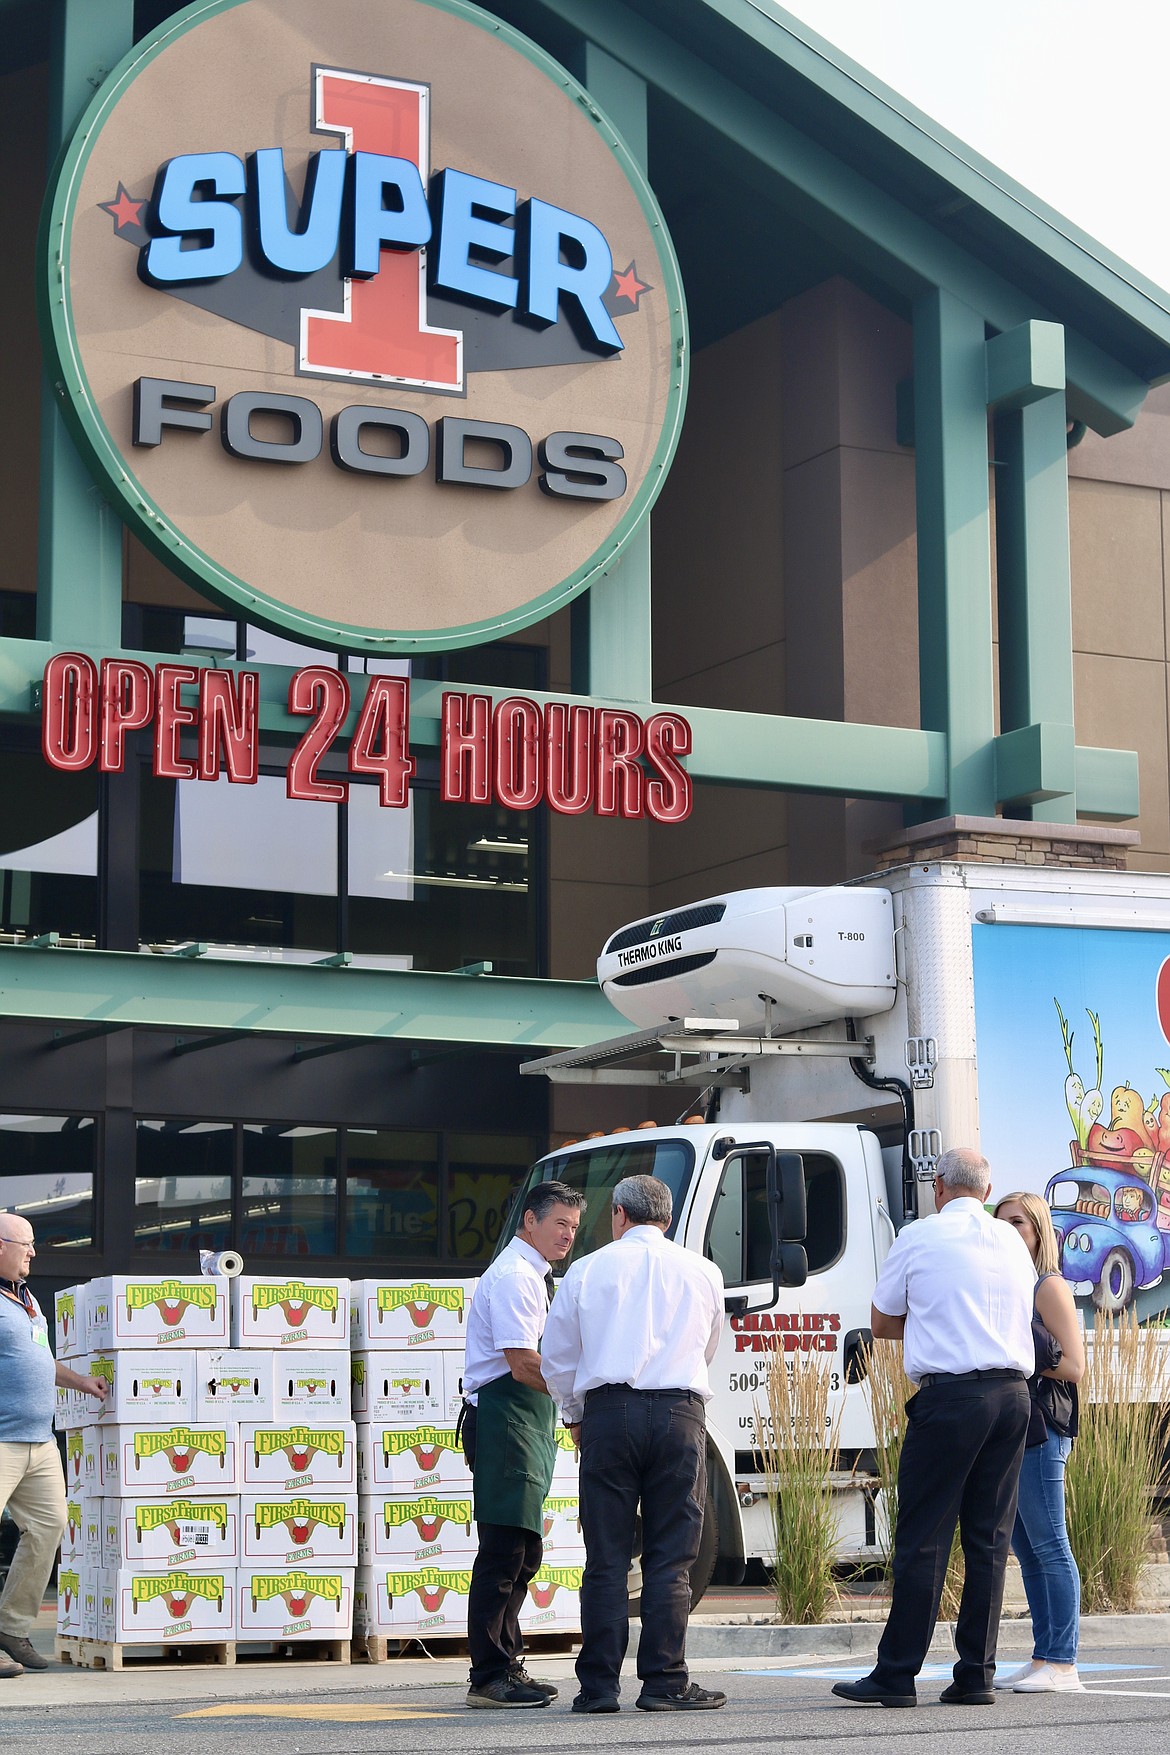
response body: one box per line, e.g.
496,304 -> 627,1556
38,0 -> 693,824
39,0 -> 686,654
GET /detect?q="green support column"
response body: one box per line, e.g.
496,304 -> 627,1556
37,0 -> 134,649
912,288 -> 997,815
578,42 -> 653,702
993,393 -> 1077,823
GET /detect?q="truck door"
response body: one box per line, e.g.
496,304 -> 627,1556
693,1131 -> 880,1463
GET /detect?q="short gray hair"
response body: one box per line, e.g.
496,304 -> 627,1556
613,1175 -> 672,1226
936,1146 -> 990,1195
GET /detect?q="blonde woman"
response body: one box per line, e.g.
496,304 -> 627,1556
992,1191 -> 1086,1693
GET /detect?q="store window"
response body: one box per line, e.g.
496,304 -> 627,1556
447,1132 -> 538,1264
0,737 -> 98,945
0,1114 -> 96,1249
134,1120 -> 233,1253
242,1125 -> 338,1256
344,1130 -> 439,1260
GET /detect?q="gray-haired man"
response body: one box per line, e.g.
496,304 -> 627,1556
541,1174 -> 725,1713
833,1146 -> 1035,1709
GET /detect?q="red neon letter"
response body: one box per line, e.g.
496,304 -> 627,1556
644,713 -> 693,824
493,698 -> 543,810
99,660 -> 153,773
595,709 -> 645,819
153,665 -> 199,779
301,71 -> 462,390
287,667 -> 350,802
199,670 -> 259,783
349,675 -> 414,807
42,654 -> 97,771
544,703 -> 594,815
440,692 -> 491,804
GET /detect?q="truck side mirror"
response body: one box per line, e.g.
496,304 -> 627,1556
774,1151 -> 808,1242
778,1242 -> 807,1289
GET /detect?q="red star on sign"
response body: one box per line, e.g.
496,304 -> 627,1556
100,183 -> 144,232
612,262 -> 651,308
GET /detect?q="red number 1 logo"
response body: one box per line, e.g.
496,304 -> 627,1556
301,69 -> 463,392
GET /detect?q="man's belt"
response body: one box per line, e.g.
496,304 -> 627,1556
584,1383 -> 702,1401
917,1368 -> 1026,1387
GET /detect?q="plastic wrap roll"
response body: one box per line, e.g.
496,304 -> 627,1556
200,1248 -> 244,1278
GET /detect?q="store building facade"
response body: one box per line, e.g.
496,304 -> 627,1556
5,0 -> 1170,1311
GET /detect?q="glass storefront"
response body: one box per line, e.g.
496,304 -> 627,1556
0,1113 -> 96,1249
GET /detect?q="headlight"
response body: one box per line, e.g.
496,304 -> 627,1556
1081,1234 -> 1092,1253
1065,1232 -> 1078,1250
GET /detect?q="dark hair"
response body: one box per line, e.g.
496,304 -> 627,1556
522,1180 -> 586,1224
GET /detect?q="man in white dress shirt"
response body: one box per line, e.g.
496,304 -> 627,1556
461,1180 -> 583,1709
833,1146 -> 1035,1710
541,1173 -> 726,1714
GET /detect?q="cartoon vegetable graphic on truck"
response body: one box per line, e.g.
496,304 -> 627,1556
1050,1003 -> 1170,1311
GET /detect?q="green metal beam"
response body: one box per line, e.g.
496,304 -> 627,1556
985,322 -> 1066,410
0,946 -> 627,1048
577,42 -> 655,703
994,722 -> 1076,807
531,0 -> 1149,433
37,0 -> 133,651
1074,746 -> 1141,821
912,288 -> 997,815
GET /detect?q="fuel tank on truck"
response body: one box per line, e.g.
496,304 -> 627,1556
597,886 -> 897,1034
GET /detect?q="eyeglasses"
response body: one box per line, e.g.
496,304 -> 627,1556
0,1236 -> 33,1250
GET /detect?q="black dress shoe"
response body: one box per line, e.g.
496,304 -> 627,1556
572,1692 -> 620,1712
832,1676 -> 916,1707
939,1682 -> 996,1705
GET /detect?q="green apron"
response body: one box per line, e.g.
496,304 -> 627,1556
472,1372 -> 556,1535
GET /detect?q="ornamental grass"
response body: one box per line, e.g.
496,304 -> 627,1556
1066,1313 -> 1169,1613
754,1348 -> 842,1624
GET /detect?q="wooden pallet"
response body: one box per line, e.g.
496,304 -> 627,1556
351,1630 -> 576,1665
64,1637 -> 351,1672
53,1636 -> 82,1665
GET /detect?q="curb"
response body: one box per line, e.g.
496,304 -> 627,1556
679,1611 -> 1170,1657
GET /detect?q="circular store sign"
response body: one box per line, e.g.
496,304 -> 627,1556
40,0 -> 687,652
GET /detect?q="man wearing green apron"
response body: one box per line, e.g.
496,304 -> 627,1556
462,1180 -> 584,1708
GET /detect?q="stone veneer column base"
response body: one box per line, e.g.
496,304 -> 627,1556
869,815 -> 1140,872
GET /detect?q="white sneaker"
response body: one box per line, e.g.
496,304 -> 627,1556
995,1663 -> 1038,1690
1013,1663 -> 1084,1693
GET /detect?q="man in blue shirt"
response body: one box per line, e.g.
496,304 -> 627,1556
0,1215 -> 107,1676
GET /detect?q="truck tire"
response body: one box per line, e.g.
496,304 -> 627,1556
689,1479 -> 719,1609
1093,1248 -> 1135,1314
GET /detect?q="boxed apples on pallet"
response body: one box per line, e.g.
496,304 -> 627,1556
237,1565 -> 354,1641
241,1494 -> 359,1567
351,1353 -> 442,1425
240,1421 -> 357,1492
519,1563 -> 584,1633
103,1566 -> 236,1643
103,1496 -> 240,1570
356,1423 -> 471,1494
72,1350 -> 196,1427
230,1277 -> 349,1348
357,1493 -> 475,1565
350,1279 -> 474,1350
54,1284 -> 88,1356
97,1423 -> 240,1496
87,1277 -> 229,1349
355,1563 -> 472,1636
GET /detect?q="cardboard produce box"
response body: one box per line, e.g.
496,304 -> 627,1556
104,1496 -> 239,1571
240,1421 -> 357,1492
519,1562 -> 584,1633
350,1353 -> 442,1425
54,1284 -> 87,1357
237,1565 -> 354,1641
64,1429 -> 99,1492
551,1425 -> 581,1484
273,1352 -> 349,1418
230,1277 -> 349,1349
539,1491 -> 584,1556
56,1565 -> 82,1636
76,1350 -> 196,1427
81,1570 -> 104,1642
61,1492 -> 88,1562
350,1279 -> 474,1350
98,1423 -> 239,1496
241,1494 -> 359,1567
357,1494 -> 475,1565
87,1277 -> 229,1349
439,1354 -> 467,1425
106,1566 -> 235,1643
356,1423 -> 471,1494
194,1351 -> 274,1421
84,1497 -> 105,1563
355,1563 -> 472,1635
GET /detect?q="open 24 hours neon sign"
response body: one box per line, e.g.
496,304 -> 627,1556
40,655 -> 692,824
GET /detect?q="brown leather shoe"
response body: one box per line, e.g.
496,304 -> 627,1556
0,1657 -> 24,1679
0,1634 -> 45,1671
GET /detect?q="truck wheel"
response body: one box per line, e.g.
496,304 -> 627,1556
1093,1249 -> 1135,1313
689,1480 -> 719,1609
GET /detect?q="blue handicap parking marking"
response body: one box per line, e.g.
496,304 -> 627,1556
732,1662 -> 1159,1681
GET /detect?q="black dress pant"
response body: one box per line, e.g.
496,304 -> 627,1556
467,1521 -> 543,1687
576,1384 -> 706,1701
873,1374 -> 1030,1694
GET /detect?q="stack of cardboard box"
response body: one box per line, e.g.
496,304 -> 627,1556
54,1272 -> 356,1650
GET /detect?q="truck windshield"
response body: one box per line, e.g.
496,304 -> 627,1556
490,1136 -> 697,1271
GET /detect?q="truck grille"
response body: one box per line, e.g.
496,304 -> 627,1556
610,950 -> 717,988
603,903 -> 726,956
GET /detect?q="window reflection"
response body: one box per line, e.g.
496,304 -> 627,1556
242,1125 -> 338,1256
135,1119 -> 234,1252
345,1130 -> 438,1260
0,1114 -> 95,1248
446,1133 -> 535,1264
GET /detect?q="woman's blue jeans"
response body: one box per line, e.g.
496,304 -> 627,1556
1010,1429 -> 1080,1663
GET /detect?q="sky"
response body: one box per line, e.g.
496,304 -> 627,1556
777,0 -> 1170,298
